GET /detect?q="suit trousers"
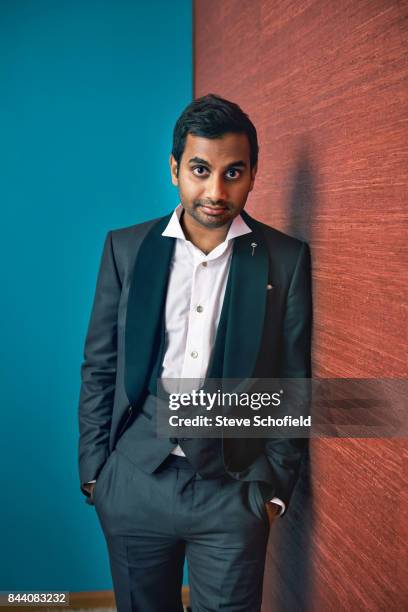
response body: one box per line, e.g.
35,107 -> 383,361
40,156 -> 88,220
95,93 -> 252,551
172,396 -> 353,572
93,447 -> 271,612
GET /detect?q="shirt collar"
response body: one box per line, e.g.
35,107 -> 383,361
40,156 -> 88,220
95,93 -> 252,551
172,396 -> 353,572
161,203 -> 252,241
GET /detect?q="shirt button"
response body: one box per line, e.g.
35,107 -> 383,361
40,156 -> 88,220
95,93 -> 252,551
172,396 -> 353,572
191,351 -> 198,359
202,261 -> 207,267
196,305 -> 203,313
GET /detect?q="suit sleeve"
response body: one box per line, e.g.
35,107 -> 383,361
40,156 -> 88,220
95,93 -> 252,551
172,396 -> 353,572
78,231 -> 122,500
264,241 -> 312,513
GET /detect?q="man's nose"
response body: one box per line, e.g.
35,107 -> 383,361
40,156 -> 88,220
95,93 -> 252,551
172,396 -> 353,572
207,174 -> 228,203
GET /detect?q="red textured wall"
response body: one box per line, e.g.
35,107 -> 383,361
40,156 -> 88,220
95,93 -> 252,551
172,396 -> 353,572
194,1 -> 407,609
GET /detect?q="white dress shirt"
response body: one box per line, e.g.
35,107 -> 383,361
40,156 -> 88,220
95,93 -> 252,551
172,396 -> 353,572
160,203 -> 251,385
160,204 -> 285,515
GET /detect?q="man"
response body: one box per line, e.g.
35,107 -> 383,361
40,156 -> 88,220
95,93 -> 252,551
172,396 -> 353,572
78,93 -> 312,612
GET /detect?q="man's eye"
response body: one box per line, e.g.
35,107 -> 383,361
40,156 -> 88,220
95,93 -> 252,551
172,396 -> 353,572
192,166 -> 209,177
226,169 -> 241,179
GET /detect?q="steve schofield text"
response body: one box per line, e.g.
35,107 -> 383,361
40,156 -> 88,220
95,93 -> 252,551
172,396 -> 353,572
168,414 -> 312,428
155,388 -> 312,438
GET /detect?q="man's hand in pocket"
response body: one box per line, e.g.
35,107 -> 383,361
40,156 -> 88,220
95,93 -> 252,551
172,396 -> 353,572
265,501 -> 280,525
83,482 -> 96,502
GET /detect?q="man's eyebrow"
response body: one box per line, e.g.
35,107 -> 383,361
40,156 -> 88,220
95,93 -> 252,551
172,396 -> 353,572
188,157 -> 247,169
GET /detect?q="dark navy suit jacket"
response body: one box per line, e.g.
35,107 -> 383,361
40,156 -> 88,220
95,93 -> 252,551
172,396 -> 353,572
78,210 -> 312,512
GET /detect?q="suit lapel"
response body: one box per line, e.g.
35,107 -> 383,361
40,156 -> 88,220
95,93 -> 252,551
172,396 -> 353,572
124,214 -> 175,407
209,213 -> 270,380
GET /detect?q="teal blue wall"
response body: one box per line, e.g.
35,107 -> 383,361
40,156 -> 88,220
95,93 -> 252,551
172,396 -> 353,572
1,0 -> 191,591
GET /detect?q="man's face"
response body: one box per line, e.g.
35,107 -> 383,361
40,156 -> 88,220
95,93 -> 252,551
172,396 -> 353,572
169,132 -> 257,229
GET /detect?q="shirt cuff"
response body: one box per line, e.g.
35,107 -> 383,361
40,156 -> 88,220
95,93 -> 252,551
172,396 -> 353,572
268,497 -> 286,516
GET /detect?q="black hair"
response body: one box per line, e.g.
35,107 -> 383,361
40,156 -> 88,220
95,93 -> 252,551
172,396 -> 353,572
172,93 -> 259,175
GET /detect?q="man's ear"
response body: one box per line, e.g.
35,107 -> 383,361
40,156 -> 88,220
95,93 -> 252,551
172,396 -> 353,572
169,154 -> 179,186
249,162 -> 258,192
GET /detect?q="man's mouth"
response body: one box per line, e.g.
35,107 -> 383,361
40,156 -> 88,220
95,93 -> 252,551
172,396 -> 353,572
199,204 -> 228,216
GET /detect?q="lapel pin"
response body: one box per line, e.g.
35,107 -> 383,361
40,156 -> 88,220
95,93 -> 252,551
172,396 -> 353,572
251,242 -> 257,257
266,284 -> 274,290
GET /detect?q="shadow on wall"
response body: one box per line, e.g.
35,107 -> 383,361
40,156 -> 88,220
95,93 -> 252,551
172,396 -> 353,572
264,143 -> 316,612
286,142 -> 315,243
266,448 -> 314,612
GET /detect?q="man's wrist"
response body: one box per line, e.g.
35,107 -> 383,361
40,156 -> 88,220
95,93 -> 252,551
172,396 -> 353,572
82,481 -> 96,494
